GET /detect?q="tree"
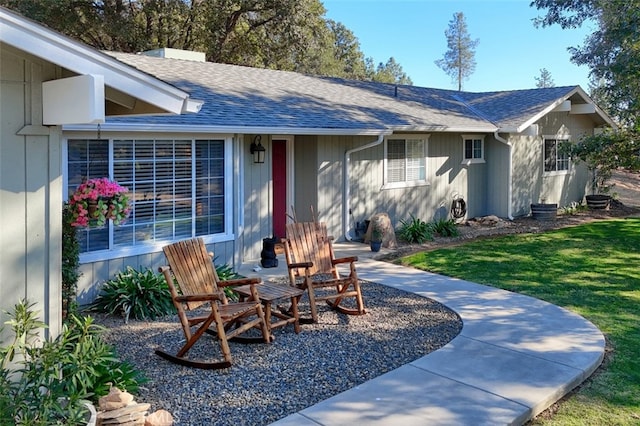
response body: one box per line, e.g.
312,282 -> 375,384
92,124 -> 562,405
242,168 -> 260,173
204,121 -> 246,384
561,129 -> 640,195
435,12 -> 479,91
370,57 -> 413,85
532,0 -> 640,127
535,68 -> 555,88
0,0 -> 413,84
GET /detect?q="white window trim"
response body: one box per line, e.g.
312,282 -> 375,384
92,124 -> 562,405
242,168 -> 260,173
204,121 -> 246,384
382,134 -> 430,190
542,134 -> 571,176
461,134 -> 485,165
63,133 -> 235,263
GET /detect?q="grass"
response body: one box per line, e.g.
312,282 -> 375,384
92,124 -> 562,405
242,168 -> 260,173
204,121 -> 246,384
398,218 -> 640,425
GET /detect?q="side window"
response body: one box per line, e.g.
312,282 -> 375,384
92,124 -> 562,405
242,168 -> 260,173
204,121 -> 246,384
384,137 -> 427,188
461,135 -> 484,164
544,138 -> 570,173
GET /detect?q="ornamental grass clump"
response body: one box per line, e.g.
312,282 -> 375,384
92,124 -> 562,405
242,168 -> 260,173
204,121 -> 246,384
68,178 -> 131,227
397,214 -> 435,243
90,267 -> 175,324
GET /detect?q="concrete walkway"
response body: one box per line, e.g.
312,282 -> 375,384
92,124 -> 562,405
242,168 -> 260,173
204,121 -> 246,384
241,243 -> 605,426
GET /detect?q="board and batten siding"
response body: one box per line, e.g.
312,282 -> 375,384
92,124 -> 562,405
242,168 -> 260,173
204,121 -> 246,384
510,112 -> 594,217
76,240 -> 235,305
484,136 -> 511,218
0,45 -> 63,339
312,133 -> 474,240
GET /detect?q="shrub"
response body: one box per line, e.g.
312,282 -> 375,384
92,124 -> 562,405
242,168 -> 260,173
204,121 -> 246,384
62,204 -> 81,319
432,218 -> 460,237
397,214 -> 435,243
1,300 -> 146,425
91,266 -> 175,323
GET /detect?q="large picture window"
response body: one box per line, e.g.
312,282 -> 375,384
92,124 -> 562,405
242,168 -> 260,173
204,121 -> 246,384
544,138 -> 570,173
384,136 -> 427,188
66,138 -> 229,258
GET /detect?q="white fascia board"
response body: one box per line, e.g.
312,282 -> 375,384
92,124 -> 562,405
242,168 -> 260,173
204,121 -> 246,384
63,123 -> 392,136
513,86 -> 617,133
0,7 -> 196,115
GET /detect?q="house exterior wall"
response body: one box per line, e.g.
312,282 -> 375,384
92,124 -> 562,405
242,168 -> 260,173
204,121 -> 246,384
76,239 -> 235,304
0,45 -> 63,339
510,112 -> 593,217
306,133 -> 477,241
484,136 -> 511,217
293,135 -> 319,223
243,133 -> 275,262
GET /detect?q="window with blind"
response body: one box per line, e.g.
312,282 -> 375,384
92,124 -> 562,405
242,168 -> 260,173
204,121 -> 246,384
385,137 -> 427,187
461,135 -> 485,164
544,138 -> 570,173
66,138 -> 228,256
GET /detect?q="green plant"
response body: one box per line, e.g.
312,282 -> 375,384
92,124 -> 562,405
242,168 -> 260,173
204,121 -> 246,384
371,226 -> 384,242
1,300 -> 146,425
560,201 -> 587,216
397,214 -> 434,243
62,204 -> 81,319
560,129 -> 640,195
431,218 -> 460,237
90,266 -> 175,323
216,262 -> 242,301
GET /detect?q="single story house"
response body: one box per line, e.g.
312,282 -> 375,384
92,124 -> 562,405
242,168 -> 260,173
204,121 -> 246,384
0,7 -> 199,337
64,48 -> 616,304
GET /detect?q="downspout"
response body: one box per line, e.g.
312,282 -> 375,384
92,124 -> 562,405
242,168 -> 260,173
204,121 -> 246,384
343,134 -> 385,241
494,130 -> 514,220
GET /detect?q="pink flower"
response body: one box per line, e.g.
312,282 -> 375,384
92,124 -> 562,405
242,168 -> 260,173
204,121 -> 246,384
68,178 -> 131,228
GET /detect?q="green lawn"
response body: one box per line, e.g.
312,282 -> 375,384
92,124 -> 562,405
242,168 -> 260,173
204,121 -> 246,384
398,218 -> 640,425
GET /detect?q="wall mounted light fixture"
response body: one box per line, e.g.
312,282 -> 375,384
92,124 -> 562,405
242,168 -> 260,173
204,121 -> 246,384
250,135 -> 266,164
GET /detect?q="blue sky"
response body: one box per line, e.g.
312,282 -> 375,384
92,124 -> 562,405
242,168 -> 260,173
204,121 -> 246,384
322,0 -> 595,92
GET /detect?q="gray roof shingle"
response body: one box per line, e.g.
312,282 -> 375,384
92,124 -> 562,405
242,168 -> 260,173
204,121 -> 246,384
105,52 -> 581,134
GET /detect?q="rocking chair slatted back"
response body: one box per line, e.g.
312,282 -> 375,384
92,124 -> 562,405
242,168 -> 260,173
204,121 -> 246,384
163,237 -> 228,310
285,222 -> 334,279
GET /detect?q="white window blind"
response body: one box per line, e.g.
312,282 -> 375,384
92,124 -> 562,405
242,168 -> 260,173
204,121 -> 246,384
387,138 -> 426,184
67,138 -> 226,254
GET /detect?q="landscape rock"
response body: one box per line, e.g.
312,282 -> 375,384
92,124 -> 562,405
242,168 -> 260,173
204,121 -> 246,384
145,409 -> 174,426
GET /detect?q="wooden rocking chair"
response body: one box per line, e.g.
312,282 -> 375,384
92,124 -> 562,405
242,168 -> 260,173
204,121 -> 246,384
156,237 -> 270,369
282,222 -> 366,323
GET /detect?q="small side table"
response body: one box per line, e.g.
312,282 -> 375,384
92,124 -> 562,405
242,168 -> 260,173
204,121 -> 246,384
234,283 -> 304,335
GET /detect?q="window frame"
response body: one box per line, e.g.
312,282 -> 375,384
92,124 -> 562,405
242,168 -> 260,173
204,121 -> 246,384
542,135 -> 571,176
461,134 -> 485,165
382,134 -> 429,189
63,134 -> 235,263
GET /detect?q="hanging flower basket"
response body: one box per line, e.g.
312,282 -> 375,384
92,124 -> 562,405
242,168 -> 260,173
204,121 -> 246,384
68,178 -> 131,228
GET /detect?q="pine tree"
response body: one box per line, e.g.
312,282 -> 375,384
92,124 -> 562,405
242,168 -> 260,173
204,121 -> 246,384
435,12 -> 479,91
535,68 -> 555,88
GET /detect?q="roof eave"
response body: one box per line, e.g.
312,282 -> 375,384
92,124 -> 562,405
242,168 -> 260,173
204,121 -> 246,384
0,7 -> 198,116
63,123 -> 392,136
511,86 -> 618,133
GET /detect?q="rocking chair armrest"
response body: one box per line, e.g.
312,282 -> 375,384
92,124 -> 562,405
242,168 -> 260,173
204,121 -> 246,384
174,293 -> 221,303
287,261 -> 313,269
218,277 -> 262,288
332,256 -> 358,265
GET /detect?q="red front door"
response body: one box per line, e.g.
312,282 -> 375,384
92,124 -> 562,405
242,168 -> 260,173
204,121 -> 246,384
272,140 -> 287,239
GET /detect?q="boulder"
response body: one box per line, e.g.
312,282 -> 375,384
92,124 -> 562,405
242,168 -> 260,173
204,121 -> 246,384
364,213 -> 397,249
145,409 -> 174,426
